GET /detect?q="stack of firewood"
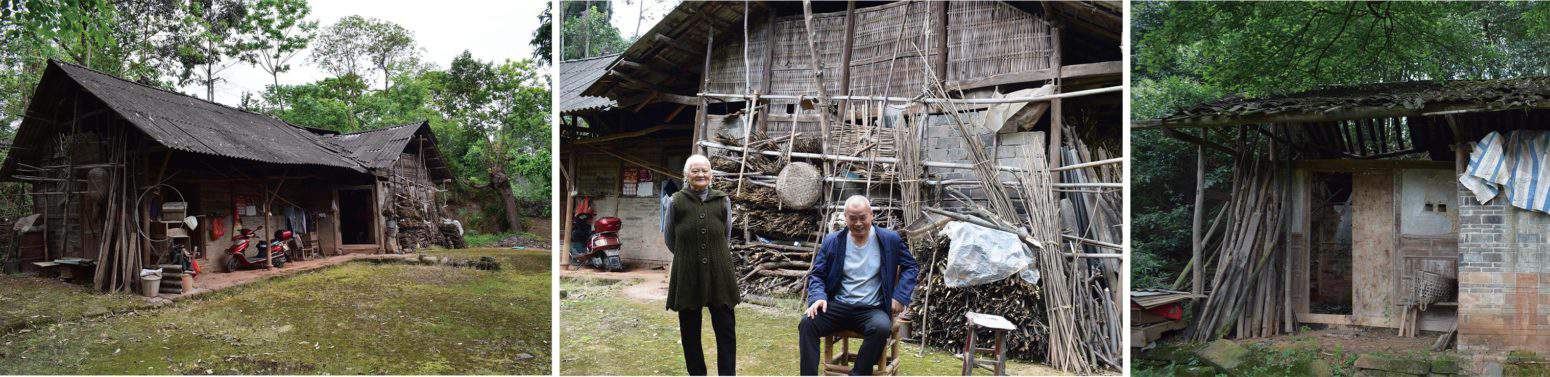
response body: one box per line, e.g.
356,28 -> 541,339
908,240 -> 1051,360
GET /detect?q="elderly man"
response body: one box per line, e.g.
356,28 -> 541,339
799,195 -> 919,376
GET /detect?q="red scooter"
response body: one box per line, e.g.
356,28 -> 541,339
225,225 -> 291,271
581,217 -> 624,272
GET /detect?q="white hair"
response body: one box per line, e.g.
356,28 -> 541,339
844,195 -> 872,211
683,154 -> 712,176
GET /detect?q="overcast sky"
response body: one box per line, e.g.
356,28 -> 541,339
607,0 -> 678,44
185,0 -> 547,106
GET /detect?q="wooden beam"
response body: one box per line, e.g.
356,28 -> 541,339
946,61 -> 1123,91
581,145 -> 684,180
652,33 -> 699,55
1163,128 -> 1239,157
1293,159 -> 1453,172
571,124 -> 691,145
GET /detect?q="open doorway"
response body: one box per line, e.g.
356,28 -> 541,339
1309,172 -> 1353,315
338,188 -> 374,245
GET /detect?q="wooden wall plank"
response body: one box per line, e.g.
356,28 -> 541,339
1352,172 -> 1398,328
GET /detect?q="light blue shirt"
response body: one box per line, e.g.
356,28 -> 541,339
836,226 -> 883,306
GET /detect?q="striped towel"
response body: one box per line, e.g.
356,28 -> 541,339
1460,131 -> 1550,213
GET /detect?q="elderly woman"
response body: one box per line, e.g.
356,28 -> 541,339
660,154 -> 740,375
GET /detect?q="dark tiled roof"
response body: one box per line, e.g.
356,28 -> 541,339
559,54 -> 619,114
1144,77 -> 1550,127
52,61 -> 366,171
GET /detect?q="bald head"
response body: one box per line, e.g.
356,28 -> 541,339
844,195 -> 874,237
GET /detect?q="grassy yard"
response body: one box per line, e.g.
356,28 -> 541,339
0,275 -> 156,334
0,248 -> 551,375
558,276 -> 1066,376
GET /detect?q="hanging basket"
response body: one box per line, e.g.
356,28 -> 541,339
1412,269 -> 1454,311
776,162 -> 822,209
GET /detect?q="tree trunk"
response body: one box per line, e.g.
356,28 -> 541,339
206,39 -> 216,101
490,168 -> 523,233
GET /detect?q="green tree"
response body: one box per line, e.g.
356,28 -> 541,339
560,2 -> 629,60
239,0 -> 316,88
530,2 -> 552,66
311,15 -> 420,91
174,0 -> 264,101
428,52 -> 550,231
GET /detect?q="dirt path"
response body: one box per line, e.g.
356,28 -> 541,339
561,269 -> 667,302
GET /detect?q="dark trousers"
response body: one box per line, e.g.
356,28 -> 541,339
798,301 -> 892,376
679,304 -> 736,375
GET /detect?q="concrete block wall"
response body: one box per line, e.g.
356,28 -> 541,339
1456,184 -> 1550,352
570,146 -> 681,269
921,113 -> 1036,216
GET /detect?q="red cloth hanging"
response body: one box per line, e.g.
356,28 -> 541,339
211,217 -> 226,239
576,196 -> 594,215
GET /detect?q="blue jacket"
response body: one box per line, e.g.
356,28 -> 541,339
806,227 -> 920,310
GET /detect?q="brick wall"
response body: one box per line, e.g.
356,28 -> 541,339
1456,183 -> 1550,352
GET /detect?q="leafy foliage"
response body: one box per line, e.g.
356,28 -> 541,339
310,15 -> 421,91
1131,1 -> 1550,288
238,0 -> 317,87
560,1 -> 631,60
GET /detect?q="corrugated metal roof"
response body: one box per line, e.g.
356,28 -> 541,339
52,60 -> 366,172
327,122 -> 422,169
324,121 -> 455,182
559,54 -> 619,114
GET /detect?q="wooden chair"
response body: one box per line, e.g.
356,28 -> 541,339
821,310 -> 910,376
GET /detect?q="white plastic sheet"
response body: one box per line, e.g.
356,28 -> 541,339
938,221 -> 1036,288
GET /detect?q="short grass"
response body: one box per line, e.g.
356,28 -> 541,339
0,248 -> 551,375
464,232 -> 514,248
558,277 -> 1065,376
0,274 -> 153,333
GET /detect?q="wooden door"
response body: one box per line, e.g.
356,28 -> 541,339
1352,172 -> 1398,327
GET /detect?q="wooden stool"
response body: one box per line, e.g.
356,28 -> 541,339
962,312 -> 1015,376
821,311 -> 910,376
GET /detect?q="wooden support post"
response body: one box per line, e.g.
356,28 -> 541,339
561,152 -> 576,266
929,0 -> 948,84
1192,127 -> 1205,296
836,1 -> 857,119
1048,26 -> 1063,168
692,29 -> 714,156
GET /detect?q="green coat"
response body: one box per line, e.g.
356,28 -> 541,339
665,188 -> 740,311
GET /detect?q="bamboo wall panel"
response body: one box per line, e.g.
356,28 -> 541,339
705,17 -> 769,97
945,1 -> 1054,84
843,0 -> 933,99
768,14 -> 845,99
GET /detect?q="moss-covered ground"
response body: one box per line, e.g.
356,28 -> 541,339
0,248 -> 551,375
